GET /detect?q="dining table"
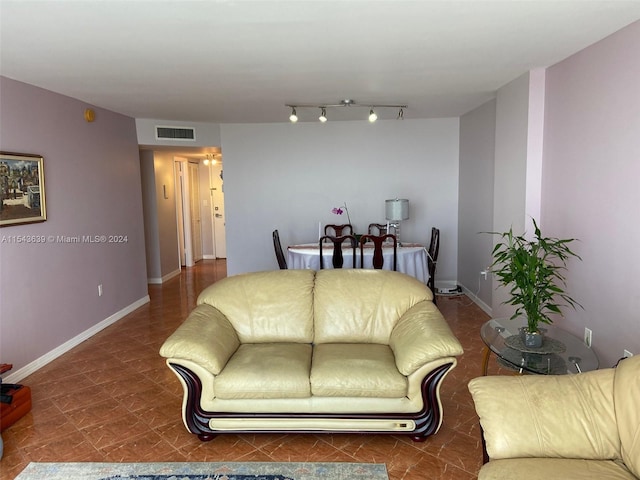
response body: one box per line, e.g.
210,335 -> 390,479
286,241 -> 430,284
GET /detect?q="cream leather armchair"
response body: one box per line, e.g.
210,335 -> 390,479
468,355 -> 640,480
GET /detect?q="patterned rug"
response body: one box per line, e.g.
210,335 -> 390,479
14,462 -> 389,480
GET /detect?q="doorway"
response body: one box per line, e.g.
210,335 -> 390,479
188,161 -> 203,263
174,158 -> 203,267
209,162 -> 226,258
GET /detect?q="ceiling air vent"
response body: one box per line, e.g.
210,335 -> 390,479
155,126 -> 196,141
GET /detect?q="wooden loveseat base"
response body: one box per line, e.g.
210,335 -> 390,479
169,361 -> 454,442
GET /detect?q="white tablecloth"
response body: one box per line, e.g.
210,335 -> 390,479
287,242 -> 429,284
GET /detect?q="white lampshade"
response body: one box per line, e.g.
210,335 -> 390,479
385,199 -> 409,221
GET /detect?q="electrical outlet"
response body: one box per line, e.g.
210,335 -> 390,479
623,349 -> 633,358
584,327 -> 592,348
98,284 -> 103,297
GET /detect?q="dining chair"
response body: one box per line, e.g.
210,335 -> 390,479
324,224 -> 353,237
427,227 -> 440,303
318,235 -> 357,269
359,234 -> 397,271
272,229 -> 287,269
367,223 -> 388,236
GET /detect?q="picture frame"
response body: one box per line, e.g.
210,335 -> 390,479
0,152 -> 47,227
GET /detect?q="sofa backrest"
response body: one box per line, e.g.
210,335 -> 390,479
468,368 -> 621,461
313,269 -> 432,344
614,355 -> 640,477
197,269 -> 315,343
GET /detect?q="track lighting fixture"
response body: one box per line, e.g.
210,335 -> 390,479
286,99 -> 407,123
289,107 -> 298,123
319,107 -> 327,123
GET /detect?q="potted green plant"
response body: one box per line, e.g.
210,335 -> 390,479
489,219 -> 582,348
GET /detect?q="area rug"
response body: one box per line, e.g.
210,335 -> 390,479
15,462 -> 389,480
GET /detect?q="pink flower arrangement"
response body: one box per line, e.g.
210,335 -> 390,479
332,202 -> 352,225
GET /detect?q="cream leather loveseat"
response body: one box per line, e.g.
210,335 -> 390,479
468,355 -> 640,480
160,269 -> 464,441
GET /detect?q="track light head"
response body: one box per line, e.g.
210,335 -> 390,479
319,107 -> 327,123
368,109 -> 378,123
397,108 -> 404,120
289,107 -> 298,123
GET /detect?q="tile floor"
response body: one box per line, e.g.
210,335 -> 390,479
1,260 -> 503,479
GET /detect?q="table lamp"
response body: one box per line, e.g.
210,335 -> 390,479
385,198 -> 409,246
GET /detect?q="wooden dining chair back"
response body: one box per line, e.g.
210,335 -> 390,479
427,227 -> 440,302
272,229 -> 287,270
324,224 -> 353,238
359,234 -> 397,271
367,223 -> 388,236
318,235 -> 357,269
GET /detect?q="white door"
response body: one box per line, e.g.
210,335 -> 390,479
174,160 -> 187,266
211,164 -> 226,258
188,162 -> 203,263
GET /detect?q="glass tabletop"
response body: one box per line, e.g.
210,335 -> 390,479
480,318 -> 599,375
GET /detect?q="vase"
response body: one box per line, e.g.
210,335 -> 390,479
519,327 -> 544,348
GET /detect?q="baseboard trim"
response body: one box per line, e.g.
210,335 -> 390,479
3,295 -> 151,384
148,267 -> 182,284
460,284 -> 492,316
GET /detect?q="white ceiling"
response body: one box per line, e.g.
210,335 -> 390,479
1,1 -> 640,124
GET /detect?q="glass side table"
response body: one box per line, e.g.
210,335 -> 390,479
480,318 -> 599,375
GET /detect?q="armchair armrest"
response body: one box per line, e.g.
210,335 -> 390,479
160,304 -> 240,375
468,369 -> 621,461
389,301 -> 464,376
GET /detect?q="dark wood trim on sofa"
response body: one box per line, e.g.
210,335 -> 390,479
480,425 -> 490,464
169,361 -> 455,442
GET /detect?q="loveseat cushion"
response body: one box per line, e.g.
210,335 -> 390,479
215,343 -> 312,399
313,270 -> 431,344
477,458 -> 637,480
196,270 -> 315,343
310,344 -> 407,398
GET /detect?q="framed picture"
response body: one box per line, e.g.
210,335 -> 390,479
0,152 -> 47,227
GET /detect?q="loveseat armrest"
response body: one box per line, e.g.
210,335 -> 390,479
468,369 -> 621,462
160,304 -> 240,375
389,301 -> 464,376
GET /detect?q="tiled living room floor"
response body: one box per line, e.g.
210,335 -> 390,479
1,260 -> 500,480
